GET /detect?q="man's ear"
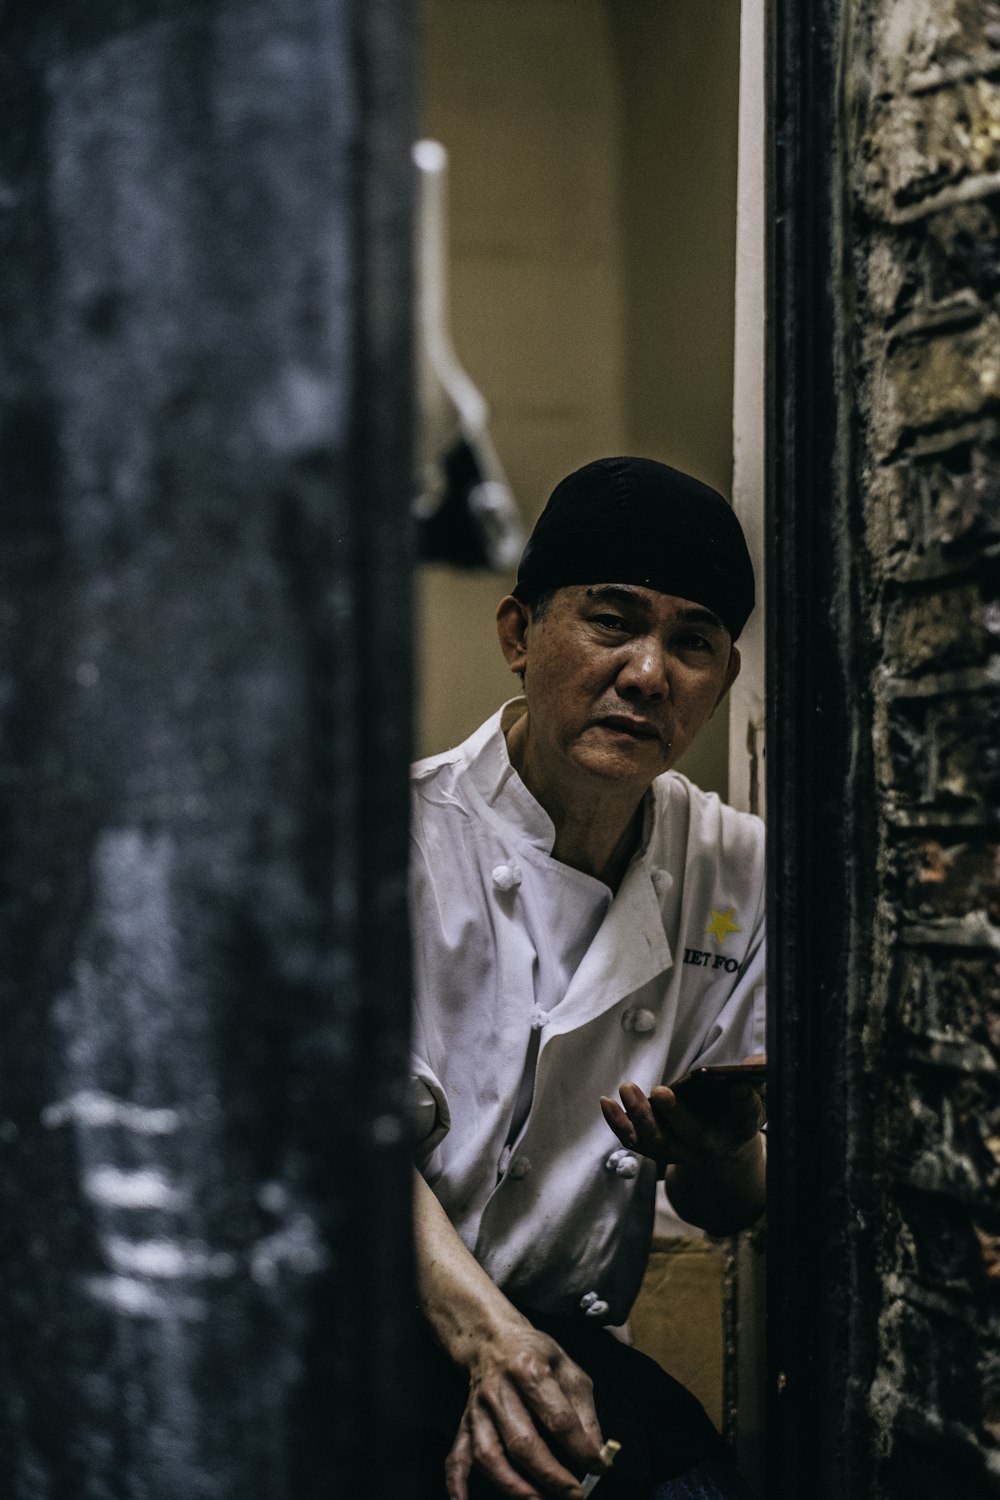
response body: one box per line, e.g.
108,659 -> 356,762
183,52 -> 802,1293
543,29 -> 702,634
496,595 -> 531,676
711,645 -> 741,714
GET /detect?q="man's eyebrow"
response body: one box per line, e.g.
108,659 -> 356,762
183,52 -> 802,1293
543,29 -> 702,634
583,588 -> 726,633
675,606 -> 726,631
584,585 -> 651,610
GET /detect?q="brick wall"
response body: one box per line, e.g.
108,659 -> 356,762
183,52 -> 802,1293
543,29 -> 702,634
847,0 -> 1000,1489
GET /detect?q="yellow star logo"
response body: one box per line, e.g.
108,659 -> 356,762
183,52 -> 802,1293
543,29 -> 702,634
706,907 -> 742,944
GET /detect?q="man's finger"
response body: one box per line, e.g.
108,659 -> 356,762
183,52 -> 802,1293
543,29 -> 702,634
599,1095 -> 638,1149
511,1357 -> 603,1471
491,1374 -> 593,1488
444,1426 -> 474,1500
470,1394 -> 579,1499
652,1082 -> 762,1133
649,1085 -> 690,1125
649,1084 -> 764,1157
651,1084 -> 726,1140
555,1362 -> 606,1466
619,1081 -> 671,1159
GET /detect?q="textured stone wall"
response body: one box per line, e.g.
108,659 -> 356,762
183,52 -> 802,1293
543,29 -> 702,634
846,1 -> 1000,1490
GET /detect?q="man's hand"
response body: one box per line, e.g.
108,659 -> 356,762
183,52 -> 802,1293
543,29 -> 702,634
599,1068 -> 766,1234
600,1074 -> 764,1171
445,1320 -> 605,1500
414,1170 -> 605,1500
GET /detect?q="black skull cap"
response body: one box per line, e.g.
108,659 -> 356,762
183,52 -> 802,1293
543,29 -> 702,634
513,456 -> 755,641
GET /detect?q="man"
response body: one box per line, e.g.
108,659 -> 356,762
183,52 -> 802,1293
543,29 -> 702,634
410,457 -> 766,1499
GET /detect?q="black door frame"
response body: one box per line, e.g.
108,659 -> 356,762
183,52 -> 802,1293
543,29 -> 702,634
766,1 -> 876,1493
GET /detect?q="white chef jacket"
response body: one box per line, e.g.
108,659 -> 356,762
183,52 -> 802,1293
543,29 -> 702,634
410,699 -> 766,1327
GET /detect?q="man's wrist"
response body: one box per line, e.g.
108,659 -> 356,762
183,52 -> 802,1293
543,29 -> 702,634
424,1281 -> 531,1370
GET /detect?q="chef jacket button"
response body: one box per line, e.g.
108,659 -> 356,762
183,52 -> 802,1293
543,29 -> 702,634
581,1295 -> 609,1319
605,1148 -> 639,1178
530,1006 -> 547,1031
651,869 -> 673,893
508,1155 -> 531,1180
491,863 -> 521,892
622,1006 -> 656,1034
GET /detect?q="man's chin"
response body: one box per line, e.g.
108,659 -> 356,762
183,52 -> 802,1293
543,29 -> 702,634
570,737 -> 670,785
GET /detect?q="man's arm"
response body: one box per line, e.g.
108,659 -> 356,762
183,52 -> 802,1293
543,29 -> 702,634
414,1169 -> 605,1500
600,1080 -> 766,1236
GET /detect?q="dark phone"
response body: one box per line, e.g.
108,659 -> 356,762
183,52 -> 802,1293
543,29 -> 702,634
670,1062 -> 767,1092
668,1063 -> 767,1123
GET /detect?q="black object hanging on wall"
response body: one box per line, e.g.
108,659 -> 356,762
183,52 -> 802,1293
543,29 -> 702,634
0,3 -> 416,1497
416,433 -> 507,568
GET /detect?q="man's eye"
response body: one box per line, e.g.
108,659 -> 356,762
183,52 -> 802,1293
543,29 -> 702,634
679,633 -> 713,652
592,615 -> 629,632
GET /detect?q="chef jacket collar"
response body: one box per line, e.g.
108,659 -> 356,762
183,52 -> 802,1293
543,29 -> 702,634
464,699 -> 656,866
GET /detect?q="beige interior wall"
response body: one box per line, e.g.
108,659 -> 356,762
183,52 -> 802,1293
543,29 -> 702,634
417,0 -> 625,758
417,0 -> 741,799
610,3 -> 741,489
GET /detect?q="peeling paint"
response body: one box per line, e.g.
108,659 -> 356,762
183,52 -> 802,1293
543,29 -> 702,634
42,1091 -> 181,1135
83,1166 -> 186,1209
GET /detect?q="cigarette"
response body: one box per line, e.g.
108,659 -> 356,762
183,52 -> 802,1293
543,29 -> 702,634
580,1440 -> 621,1496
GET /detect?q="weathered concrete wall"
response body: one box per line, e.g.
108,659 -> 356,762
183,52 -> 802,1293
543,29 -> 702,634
0,3 -> 415,1496
847,1 -> 1000,1491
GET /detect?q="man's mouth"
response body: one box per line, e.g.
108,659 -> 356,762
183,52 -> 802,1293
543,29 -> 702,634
594,715 -> 662,741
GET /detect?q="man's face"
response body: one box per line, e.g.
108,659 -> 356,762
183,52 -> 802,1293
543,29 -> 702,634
497,583 -> 740,794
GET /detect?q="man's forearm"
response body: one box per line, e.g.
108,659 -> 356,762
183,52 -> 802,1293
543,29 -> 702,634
414,1168 -> 530,1364
664,1130 -> 766,1236
413,1169 -> 606,1499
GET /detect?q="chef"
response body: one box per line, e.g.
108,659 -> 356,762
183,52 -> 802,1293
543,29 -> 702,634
410,457 -> 765,1500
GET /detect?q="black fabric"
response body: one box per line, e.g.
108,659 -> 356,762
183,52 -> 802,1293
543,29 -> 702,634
513,456 -> 755,642
409,1306 -> 732,1499
652,1458 -> 758,1500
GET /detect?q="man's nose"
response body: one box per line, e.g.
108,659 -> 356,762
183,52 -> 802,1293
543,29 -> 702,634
618,641 -> 670,699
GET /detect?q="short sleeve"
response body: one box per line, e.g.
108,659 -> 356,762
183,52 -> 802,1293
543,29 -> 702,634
407,1056 -> 451,1163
